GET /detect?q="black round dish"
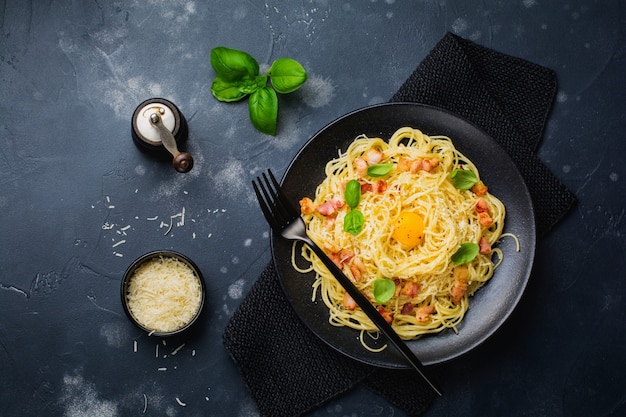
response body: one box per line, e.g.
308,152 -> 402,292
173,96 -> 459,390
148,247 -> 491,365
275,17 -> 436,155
121,250 -> 205,337
271,103 -> 536,368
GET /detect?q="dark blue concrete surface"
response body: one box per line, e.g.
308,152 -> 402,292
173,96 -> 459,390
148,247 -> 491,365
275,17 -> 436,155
1,1 -> 624,416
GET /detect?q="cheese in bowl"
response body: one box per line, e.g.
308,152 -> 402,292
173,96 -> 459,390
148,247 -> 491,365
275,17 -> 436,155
122,251 -> 205,336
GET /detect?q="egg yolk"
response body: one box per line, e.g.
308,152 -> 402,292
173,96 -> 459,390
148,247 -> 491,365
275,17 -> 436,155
392,211 -> 425,249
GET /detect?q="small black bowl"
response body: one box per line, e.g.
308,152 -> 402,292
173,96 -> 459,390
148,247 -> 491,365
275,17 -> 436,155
121,250 -> 205,337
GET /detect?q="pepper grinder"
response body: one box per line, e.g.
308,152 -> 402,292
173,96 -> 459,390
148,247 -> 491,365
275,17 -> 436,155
131,98 -> 193,173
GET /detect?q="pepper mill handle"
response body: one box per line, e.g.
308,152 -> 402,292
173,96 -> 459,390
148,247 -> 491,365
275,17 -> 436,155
148,112 -> 194,173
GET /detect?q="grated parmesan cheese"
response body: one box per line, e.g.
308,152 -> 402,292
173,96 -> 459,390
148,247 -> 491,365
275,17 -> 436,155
126,256 -> 203,333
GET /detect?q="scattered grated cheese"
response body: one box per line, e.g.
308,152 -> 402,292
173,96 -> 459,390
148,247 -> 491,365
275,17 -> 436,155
157,367 -> 167,371
133,340 -> 137,353
126,256 -> 203,333
171,344 -> 185,355
175,397 -> 186,407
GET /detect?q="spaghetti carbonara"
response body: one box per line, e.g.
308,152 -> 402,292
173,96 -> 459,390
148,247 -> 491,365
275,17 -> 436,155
293,127 -> 505,340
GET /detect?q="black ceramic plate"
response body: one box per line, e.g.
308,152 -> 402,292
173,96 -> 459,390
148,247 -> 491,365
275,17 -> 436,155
271,103 -> 536,368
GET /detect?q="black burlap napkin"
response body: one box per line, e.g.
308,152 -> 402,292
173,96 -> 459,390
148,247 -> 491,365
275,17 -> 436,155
223,32 -> 576,417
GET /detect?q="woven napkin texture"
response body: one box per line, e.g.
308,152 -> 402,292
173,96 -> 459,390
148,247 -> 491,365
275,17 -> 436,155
223,32 -> 576,417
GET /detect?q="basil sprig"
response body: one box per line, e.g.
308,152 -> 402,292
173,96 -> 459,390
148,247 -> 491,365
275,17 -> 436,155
343,179 -> 364,235
210,47 -> 307,135
450,169 -> 478,190
451,242 -> 479,265
373,278 -> 395,304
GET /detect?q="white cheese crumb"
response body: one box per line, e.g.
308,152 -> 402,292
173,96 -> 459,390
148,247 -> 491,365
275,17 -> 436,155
171,344 -> 185,355
112,240 -> 126,248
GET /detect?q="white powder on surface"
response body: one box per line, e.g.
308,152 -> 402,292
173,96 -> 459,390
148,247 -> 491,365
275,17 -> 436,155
300,74 -> 335,108
100,322 -> 130,348
228,279 -> 245,300
61,373 -> 118,417
211,159 -> 248,199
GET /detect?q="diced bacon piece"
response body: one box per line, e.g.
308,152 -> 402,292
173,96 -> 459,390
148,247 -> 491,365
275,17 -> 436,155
316,198 -> 344,216
451,266 -> 469,305
471,180 -> 488,196
397,156 -> 440,173
343,292 -> 357,310
475,198 -> 490,213
397,157 -> 412,172
352,256 -> 365,272
377,307 -> 394,324
327,248 -> 354,268
410,158 -> 423,173
337,249 -> 354,264
355,158 -> 368,176
401,303 -> 414,315
360,182 -> 373,193
316,201 -> 335,216
299,197 -> 315,214
479,236 -> 492,254
365,148 -> 384,164
415,305 -> 435,322
327,252 -> 343,269
421,158 -> 439,172
372,180 -> 387,194
349,265 -> 362,282
401,282 -> 421,298
477,212 -> 493,227
474,197 -> 493,227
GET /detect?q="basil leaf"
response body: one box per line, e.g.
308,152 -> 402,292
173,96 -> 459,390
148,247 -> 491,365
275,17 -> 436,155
248,86 -> 278,135
344,179 -> 361,209
210,47 -> 259,81
373,278 -> 395,304
450,169 -> 478,190
210,76 -> 249,102
343,210 -> 364,235
367,163 -> 393,177
268,58 -> 308,93
451,242 -> 479,265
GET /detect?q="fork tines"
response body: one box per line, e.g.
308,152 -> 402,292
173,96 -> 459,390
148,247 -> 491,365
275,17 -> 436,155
252,169 -> 298,230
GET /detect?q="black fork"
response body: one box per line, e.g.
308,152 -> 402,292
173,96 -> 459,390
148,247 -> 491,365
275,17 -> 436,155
253,169 -> 442,396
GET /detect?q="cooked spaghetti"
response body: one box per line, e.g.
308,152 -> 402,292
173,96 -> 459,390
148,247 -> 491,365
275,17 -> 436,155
293,127 -> 505,340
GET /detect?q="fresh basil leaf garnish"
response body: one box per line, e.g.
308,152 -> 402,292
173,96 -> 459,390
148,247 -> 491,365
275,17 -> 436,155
344,180 -> 361,209
451,242 -> 479,265
343,210 -> 364,235
373,278 -> 395,304
450,169 -> 478,190
367,163 -> 393,177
